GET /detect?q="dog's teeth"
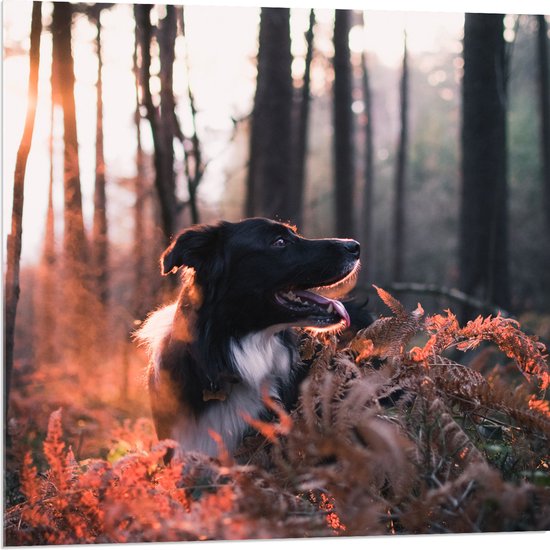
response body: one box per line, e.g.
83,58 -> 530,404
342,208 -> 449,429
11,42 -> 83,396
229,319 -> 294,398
327,303 -> 334,313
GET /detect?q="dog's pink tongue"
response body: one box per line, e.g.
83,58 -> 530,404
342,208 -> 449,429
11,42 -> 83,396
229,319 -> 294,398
296,290 -> 351,328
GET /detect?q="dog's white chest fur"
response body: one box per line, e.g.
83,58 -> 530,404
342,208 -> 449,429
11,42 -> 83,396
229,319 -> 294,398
230,329 -> 292,389
138,305 -> 293,458
173,331 -> 292,457
171,331 -> 292,457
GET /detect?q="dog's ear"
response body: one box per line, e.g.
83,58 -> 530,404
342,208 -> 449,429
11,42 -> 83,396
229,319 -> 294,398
161,225 -> 219,275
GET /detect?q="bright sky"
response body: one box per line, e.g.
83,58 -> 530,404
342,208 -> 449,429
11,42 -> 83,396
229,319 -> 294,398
1,0 -> 543,264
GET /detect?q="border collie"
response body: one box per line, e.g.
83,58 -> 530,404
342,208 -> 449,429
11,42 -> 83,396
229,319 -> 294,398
135,218 -> 360,459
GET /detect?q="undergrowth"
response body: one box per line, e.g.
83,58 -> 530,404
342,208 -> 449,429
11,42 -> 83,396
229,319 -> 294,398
4,288 -> 550,544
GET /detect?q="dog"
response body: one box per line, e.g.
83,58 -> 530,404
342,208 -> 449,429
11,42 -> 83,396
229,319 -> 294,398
135,218 -> 361,459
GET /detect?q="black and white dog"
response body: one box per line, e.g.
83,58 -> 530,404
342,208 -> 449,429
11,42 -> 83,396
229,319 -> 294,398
135,218 -> 360,459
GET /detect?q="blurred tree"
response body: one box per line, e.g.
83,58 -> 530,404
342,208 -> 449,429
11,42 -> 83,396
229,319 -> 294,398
392,32 -> 409,282
404,48 -> 460,291
132,25 -> 149,320
5,1 -> 42,415
246,8 -> 293,222
89,5 -> 109,308
333,9 -> 356,238
360,12 -> 375,284
536,15 -> 550,238
36,94 -> 58,365
459,13 -> 510,316
135,4 -> 179,244
158,5 -> 182,226
52,1 -> 92,360
179,6 -> 205,225
52,2 -> 88,276
290,8 -> 315,229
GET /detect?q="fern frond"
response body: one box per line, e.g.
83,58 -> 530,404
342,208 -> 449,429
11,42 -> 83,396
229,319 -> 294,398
43,408 -> 70,493
348,287 -> 424,361
19,451 -> 40,505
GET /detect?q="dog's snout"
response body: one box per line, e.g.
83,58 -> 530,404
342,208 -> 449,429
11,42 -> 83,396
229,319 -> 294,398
344,239 -> 360,258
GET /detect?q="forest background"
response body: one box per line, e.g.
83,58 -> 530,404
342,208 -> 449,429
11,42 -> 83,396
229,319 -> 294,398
3,0 -> 550,545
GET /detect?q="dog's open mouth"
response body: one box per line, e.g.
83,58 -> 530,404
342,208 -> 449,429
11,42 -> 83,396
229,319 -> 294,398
274,261 -> 360,329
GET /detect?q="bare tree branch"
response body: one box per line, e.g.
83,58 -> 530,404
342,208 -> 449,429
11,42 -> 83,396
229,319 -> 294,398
134,3 -> 179,243
178,6 -> 205,225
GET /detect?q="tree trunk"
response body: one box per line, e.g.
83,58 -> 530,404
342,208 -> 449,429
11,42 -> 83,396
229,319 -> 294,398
360,12 -> 375,283
158,5 -> 179,226
132,25 -> 148,320
5,1 -> 42,417
37,96 -> 58,365
246,8 -> 293,222
290,8 -> 315,230
179,6 -> 203,225
536,15 -> 550,239
134,4 -> 178,244
459,13 -> 510,317
333,9 -> 356,238
92,15 -> 108,306
52,2 -> 92,360
392,33 -> 409,282
52,2 -> 87,273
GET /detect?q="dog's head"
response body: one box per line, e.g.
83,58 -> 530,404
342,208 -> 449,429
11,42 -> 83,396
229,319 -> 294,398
161,218 -> 360,334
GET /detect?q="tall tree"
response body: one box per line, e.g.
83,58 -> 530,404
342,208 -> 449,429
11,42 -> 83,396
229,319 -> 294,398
333,9 -> 355,238
36,95 -> 58,365
52,2 -> 93,360
536,15 -> 550,239
132,24 -> 148,320
246,8 -> 293,222
459,14 -> 510,315
158,5 -> 182,224
52,2 -> 87,275
392,32 -> 409,282
179,6 -> 205,225
360,17 -> 375,283
82,8 -> 109,307
290,8 -> 315,229
5,1 -> 42,414
91,7 -> 109,307
135,4 -> 179,244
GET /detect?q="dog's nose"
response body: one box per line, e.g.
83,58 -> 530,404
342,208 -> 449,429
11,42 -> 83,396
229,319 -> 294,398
344,240 -> 360,258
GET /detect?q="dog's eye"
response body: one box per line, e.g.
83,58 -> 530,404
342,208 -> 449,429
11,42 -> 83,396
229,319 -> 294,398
272,237 -> 287,248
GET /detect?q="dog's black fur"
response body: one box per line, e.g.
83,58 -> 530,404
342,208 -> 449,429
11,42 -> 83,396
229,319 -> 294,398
136,218 -> 361,458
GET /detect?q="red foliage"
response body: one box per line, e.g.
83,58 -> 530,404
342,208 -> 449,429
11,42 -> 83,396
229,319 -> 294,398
317,492 -> 346,533
528,395 -> 550,417
19,452 -> 39,505
420,311 -> 550,390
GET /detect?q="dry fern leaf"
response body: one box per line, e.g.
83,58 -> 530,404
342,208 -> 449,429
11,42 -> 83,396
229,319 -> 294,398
423,312 -> 550,391
460,315 -> 549,390
348,286 -> 424,361
426,356 -> 489,406
383,354 -> 488,413
298,332 -> 339,379
297,373 -> 350,435
426,397 -> 486,467
423,309 -> 461,356
353,414 -> 416,497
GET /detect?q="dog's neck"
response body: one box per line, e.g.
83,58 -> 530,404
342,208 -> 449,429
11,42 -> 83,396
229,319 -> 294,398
161,278 -> 298,402
229,329 -> 295,393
